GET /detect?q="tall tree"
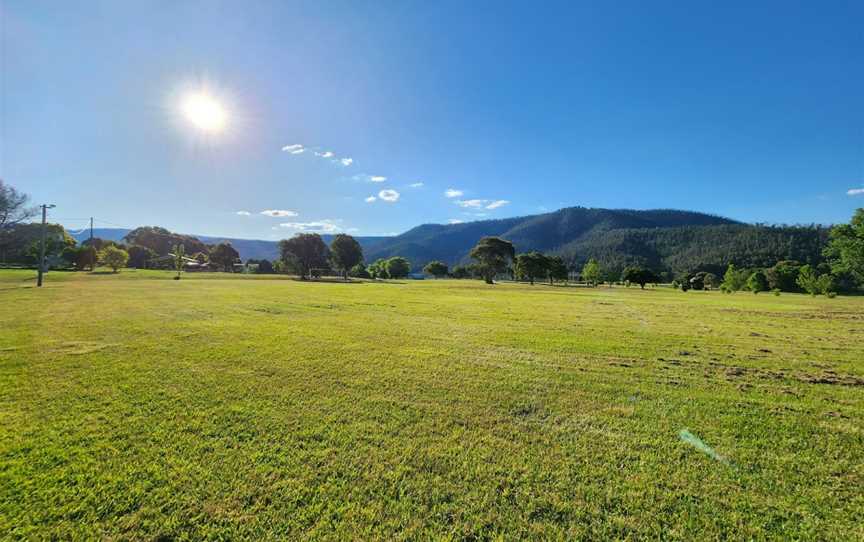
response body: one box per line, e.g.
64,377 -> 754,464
824,208 -> 864,287
515,252 -> 548,285
330,234 -> 364,280
581,258 -> 602,286
209,242 -> 240,272
469,237 -> 515,284
279,233 -> 330,280
0,179 -> 35,229
423,261 -> 449,278
547,256 -> 568,284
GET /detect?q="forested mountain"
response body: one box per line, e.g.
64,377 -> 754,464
365,207 -> 829,275
368,208 -> 726,265
556,224 -> 829,278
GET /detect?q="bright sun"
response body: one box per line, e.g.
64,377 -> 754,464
182,93 -> 227,132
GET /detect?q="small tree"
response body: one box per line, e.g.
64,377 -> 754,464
547,256 -> 568,284
449,265 -> 472,279
423,261 -> 449,278
746,270 -> 769,294
621,266 -> 659,289
368,259 -> 389,279
330,234 -> 364,280
172,243 -> 185,280
765,260 -> 802,292
469,237 -> 515,284
720,264 -> 747,292
127,245 -> 156,269
386,257 -> 411,279
581,258 -> 602,287
349,263 -> 370,278
99,245 -> 129,273
515,252 -> 548,285
279,233 -> 330,280
210,242 -> 240,272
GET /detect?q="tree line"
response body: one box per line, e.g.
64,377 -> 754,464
3,179 -> 863,294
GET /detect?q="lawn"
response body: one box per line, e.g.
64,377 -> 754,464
1,269 -> 862,540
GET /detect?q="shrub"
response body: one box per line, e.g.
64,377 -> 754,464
99,246 -> 129,273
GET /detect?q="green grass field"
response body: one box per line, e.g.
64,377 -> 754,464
1,269 -> 862,540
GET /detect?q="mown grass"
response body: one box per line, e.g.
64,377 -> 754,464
1,269 -> 862,540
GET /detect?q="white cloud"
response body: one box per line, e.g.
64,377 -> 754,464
456,199 -> 487,208
235,210 -> 251,216
448,219 -> 464,224
282,144 -> 305,155
278,219 -> 345,233
444,188 -> 463,198
260,209 -> 299,217
378,189 -> 400,202
409,182 -> 424,188
847,187 -> 864,196
314,150 -> 335,158
352,174 -> 388,183
485,199 -> 510,210
365,196 -> 377,203
339,158 -> 354,166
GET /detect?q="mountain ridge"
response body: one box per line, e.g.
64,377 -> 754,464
66,206 -> 829,276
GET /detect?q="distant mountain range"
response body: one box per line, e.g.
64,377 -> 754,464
68,228 -> 389,262
68,206 -> 829,276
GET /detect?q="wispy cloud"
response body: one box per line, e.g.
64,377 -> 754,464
260,209 -> 299,217
454,198 -> 509,210
235,211 -> 251,216
409,182 -> 424,188
278,219 -> 352,233
283,143 -> 353,167
444,188 -> 463,198
365,196 -> 377,203
848,187 -> 864,196
455,199 -> 486,209
281,144 -> 305,154
378,189 -> 400,202
352,174 -> 388,183
448,219 -> 464,224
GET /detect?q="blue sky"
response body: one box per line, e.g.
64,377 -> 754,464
3,0 -> 862,239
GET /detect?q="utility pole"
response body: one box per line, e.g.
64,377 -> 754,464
89,217 -> 95,270
36,204 -> 56,287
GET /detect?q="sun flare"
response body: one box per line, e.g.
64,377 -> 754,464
181,93 -> 227,132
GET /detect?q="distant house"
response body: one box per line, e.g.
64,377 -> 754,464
148,254 -> 212,271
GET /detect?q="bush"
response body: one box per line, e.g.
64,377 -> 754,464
99,246 -> 129,273
772,288 -> 781,296
826,291 -> 837,299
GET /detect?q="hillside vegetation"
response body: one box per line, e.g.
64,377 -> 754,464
1,270 -> 862,539
365,207 -> 829,274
